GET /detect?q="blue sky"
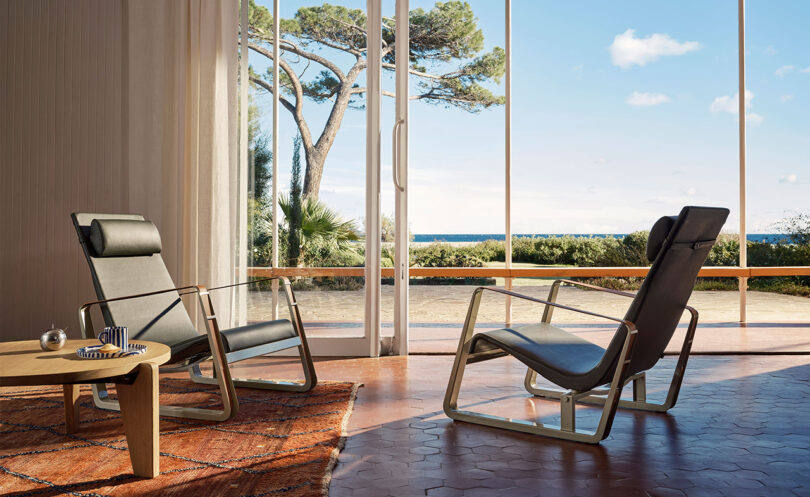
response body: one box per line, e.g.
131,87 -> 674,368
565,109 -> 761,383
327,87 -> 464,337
252,0 -> 809,234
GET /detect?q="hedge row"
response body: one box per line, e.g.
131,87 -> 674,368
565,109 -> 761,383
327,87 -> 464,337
409,233 -> 810,269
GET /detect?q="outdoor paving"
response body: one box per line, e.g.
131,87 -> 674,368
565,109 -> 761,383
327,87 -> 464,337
229,354 -> 810,497
248,285 -> 810,325
243,286 -> 810,353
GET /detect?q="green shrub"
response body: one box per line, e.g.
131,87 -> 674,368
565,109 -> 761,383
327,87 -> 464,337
291,276 -> 364,291
408,243 -> 492,286
577,277 -> 644,291
705,236 -> 739,266
467,239 -> 504,262
694,279 -> 738,291
750,279 -> 810,297
508,233 -> 649,267
411,243 -> 484,268
257,214 -> 810,295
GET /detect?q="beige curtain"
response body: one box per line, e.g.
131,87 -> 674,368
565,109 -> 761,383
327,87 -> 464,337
126,0 -> 239,294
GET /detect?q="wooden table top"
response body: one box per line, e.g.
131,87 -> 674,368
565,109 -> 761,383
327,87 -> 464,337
0,339 -> 171,386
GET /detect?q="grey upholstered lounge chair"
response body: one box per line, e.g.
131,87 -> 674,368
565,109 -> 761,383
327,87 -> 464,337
444,206 -> 729,443
72,213 -> 316,421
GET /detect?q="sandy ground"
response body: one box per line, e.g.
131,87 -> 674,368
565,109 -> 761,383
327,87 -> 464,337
247,284 -> 810,325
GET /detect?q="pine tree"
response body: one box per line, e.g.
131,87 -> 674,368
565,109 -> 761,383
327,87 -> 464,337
287,134 -> 303,266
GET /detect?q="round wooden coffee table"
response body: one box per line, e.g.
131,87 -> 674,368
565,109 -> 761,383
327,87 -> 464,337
0,339 -> 170,478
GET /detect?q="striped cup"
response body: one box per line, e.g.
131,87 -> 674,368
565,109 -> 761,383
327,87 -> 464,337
98,326 -> 128,350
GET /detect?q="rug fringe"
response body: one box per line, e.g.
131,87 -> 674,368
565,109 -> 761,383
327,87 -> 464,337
320,382 -> 362,496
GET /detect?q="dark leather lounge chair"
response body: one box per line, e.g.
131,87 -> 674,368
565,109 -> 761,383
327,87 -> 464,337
72,213 -> 316,421
444,206 -> 730,443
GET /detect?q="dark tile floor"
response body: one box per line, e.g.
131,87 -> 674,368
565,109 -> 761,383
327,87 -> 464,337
228,354 -> 810,497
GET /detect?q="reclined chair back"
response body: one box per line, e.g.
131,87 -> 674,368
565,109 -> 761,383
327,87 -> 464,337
71,213 -> 199,348
601,206 -> 729,382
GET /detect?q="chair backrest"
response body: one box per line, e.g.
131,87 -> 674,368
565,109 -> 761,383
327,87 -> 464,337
599,206 -> 729,381
71,213 -> 199,346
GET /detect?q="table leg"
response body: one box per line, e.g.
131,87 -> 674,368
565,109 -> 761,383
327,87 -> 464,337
62,384 -> 80,434
116,362 -> 159,478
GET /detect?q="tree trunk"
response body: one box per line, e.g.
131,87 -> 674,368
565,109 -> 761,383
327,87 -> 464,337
302,74 -> 358,199
302,147 -> 325,199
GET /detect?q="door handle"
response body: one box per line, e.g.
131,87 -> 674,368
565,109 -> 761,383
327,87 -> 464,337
392,118 -> 405,192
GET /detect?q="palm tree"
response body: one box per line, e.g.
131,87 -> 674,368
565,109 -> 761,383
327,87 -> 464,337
278,195 -> 361,266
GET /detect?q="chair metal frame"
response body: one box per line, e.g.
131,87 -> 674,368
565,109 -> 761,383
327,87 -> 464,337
443,279 -> 699,444
79,277 -> 316,422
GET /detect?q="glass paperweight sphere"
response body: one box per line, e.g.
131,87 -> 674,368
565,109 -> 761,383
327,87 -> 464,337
40,324 -> 67,351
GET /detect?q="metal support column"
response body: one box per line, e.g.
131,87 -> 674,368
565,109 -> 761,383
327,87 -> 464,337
365,0 -> 382,357
504,0 -> 513,328
737,0 -> 747,325
393,0 -> 410,355
270,0 -> 281,320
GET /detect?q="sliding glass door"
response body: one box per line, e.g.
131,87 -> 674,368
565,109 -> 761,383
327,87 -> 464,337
239,0 -> 411,356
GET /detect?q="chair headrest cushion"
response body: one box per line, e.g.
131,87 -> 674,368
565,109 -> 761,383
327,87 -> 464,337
90,219 -> 162,257
646,215 -> 678,262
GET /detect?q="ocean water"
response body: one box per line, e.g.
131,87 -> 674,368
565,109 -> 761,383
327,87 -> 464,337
412,233 -> 787,243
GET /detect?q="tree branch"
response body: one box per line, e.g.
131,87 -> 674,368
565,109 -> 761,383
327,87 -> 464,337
249,37 -> 347,80
250,76 -> 297,114
300,34 -> 365,58
355,88 -> 422,101
324,14 -> 374,50
248,44 -> 316,153
353,87 -> 491,106
381,62 -> 444,80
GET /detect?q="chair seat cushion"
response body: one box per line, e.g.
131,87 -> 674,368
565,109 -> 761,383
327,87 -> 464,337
470,323 -> 611,392
169,334 -> 212,364
168,319 -> 298,362
221,319 -> 298,353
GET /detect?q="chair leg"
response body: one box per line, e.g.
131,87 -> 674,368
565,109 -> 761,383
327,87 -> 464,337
90,356 -> 238,422
188,343 -> 317,392
188,278 -> 317,393
443,289 -> 638,444
633,375 -> 646,403
525,371 -> 660,411
525,308 -> 699,414
560,393 -> 575,432
446,355 -> 631,443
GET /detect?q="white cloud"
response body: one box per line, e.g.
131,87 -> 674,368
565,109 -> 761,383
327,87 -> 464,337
626,91 -> 671,107
711,91 -> 763,125
746,113 -> 764,126
764,45 -> 777,56
801,67 -> 810,74
609,29 -> 701,68
781,94 -> 794,103
779,174 -> 798,184
686,187 -> 697,196
593,157 -> 608,165
710,90 -> 754,114
775,65 -> 795,77
572,64 -> 584,72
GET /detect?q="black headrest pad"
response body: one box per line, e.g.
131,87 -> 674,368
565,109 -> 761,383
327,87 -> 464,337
647,215 -> 678,262
90,219 -> 162,257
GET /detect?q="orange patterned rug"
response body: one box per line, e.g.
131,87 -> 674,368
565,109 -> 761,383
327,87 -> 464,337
0,379 -> 359,496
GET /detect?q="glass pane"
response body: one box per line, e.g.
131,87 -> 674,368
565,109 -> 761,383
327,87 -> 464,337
247,0 -> 368,338
746,0 -> 810,329
403,0 -> 506,351
509,1 -> 739,346
512,0 -> 738,239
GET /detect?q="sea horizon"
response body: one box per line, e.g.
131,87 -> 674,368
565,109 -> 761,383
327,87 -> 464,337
412,233 -> 787,243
